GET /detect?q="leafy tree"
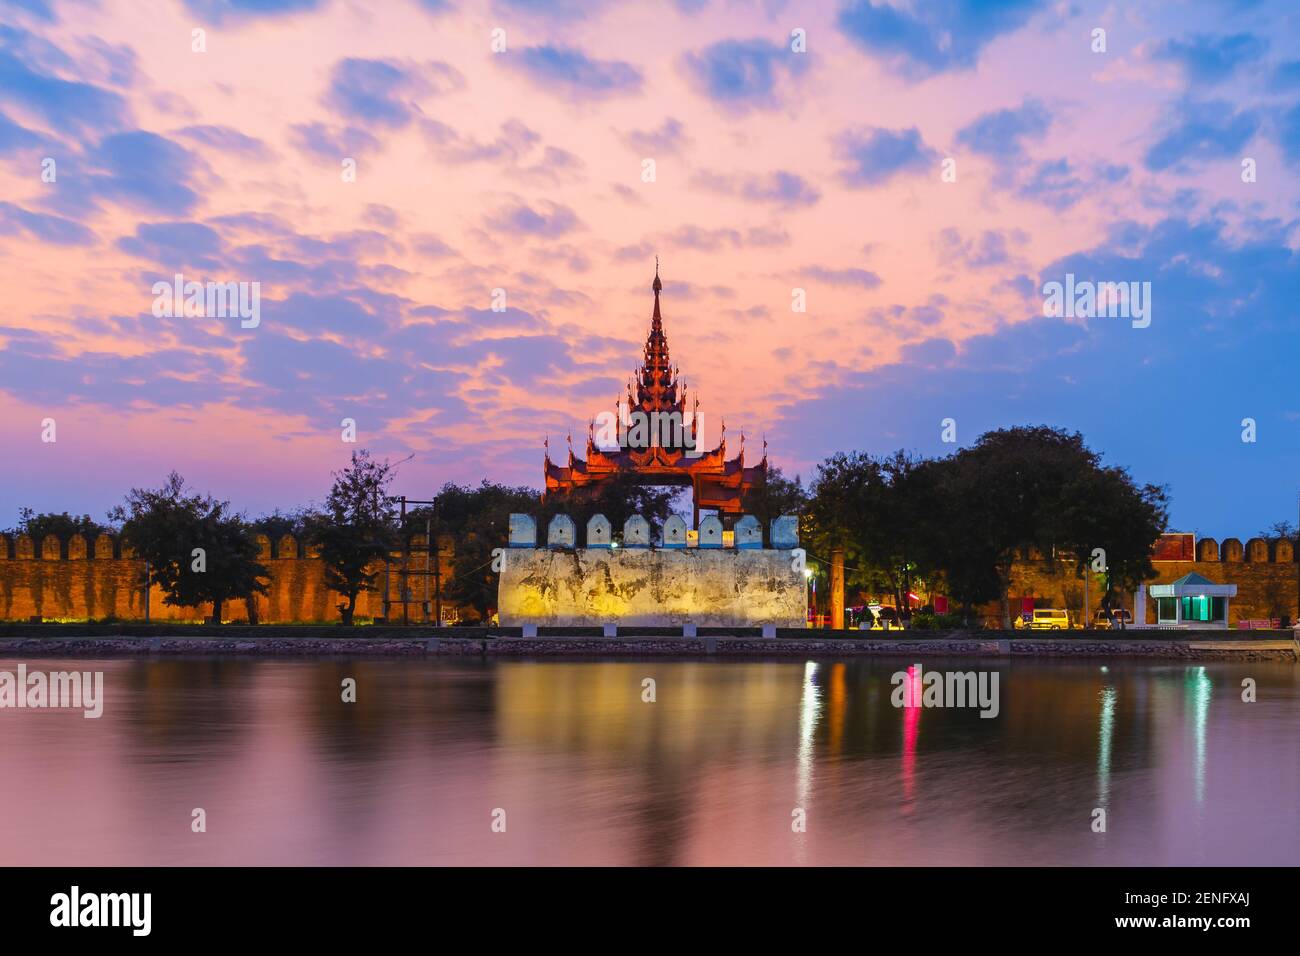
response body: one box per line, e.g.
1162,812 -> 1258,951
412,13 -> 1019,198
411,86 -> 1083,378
424,474 -> 680,622
739,466 -> 806,544
1259,520 -> 1297,545
1054,464 -> 1168,627
250,508 -> 316,544
536,472 -> 680,543
805,452 -> 891,605
433,481 -> 540,622
306,450 -> 400,625
112,472 -> 269,623
6,509 -> 115,549
936,427 -> 1166,628
923,462 -> 1005,625
806,451 -> 946,623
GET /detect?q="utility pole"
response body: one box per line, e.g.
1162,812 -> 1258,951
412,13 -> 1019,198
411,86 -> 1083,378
400,496 -> 410,626
432,495 -> 442,627
1083,569 -> 1088,631
383,494 -> 442,627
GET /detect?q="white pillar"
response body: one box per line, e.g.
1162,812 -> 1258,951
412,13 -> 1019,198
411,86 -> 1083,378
1134,584 -> 1146,628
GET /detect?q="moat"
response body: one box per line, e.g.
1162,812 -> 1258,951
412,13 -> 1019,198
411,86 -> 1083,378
1,656 -> 1295,865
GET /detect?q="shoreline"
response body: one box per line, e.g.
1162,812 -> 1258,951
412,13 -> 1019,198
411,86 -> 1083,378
0,625 -> 1295,661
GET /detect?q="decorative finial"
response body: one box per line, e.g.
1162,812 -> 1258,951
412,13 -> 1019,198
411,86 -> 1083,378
652,256 -> 662,294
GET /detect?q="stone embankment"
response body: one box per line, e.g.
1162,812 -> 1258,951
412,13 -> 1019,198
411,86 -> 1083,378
0,625 -> 1294,661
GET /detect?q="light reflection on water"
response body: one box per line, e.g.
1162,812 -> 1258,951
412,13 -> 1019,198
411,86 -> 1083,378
0,656 -> 1296,866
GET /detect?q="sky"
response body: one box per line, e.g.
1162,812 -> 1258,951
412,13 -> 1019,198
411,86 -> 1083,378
0,0 -> 1298,539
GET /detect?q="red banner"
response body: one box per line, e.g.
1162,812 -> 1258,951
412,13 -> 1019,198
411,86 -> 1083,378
1151,533 -> 1195,561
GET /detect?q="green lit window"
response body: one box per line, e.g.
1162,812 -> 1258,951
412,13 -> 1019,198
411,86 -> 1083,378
1181,595 -> 1212,622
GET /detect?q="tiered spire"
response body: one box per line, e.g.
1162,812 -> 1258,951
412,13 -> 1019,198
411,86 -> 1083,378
634,259 -> 684,416
542,257 -> 769,519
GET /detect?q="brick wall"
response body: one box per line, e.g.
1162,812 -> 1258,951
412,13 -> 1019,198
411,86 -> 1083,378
989,535 -> 1297,626
0,532 -> 456,623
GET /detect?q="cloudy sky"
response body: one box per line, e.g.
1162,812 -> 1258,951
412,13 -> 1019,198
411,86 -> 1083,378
1,0 -> 1298,538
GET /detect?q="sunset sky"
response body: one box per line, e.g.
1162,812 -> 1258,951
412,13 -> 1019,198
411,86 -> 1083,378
1,0 -> 1298,538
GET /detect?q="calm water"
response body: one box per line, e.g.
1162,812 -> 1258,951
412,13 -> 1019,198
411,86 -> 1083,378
1,655 -> 1297,866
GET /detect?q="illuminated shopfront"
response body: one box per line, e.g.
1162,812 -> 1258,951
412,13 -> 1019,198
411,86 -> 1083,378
1148,573 -> 1236,629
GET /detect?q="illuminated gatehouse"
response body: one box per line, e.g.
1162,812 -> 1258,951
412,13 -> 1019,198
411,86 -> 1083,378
1148,572 -> 1237,629
544,265 -> 767,526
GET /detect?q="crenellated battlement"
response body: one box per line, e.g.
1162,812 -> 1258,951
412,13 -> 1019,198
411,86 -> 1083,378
1188,536 -> 1295,563
504,512 -> 800,551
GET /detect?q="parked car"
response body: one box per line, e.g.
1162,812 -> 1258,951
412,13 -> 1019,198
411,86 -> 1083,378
1014,608 -> 1073,630
1093,608 -> 1133,629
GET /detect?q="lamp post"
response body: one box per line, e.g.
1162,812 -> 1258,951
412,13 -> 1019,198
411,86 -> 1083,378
804,567 -> 814,628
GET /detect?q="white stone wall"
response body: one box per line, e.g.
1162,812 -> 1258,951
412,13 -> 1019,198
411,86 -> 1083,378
498,547 -> 805,627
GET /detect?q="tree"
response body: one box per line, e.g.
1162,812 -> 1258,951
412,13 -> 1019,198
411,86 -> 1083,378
924,460 -> 1005,624
936,427 -> 1166,628
739,466 -> 806,544
806,451 -> 946,622
805,452 -> 892,605
307,450 -> 400,625
250,508 -> 315,544
112,472 -> 269,623
5,509 -> 114,548
433,481 -> 540,622
536,472 -> 679,544
1055,465 -> 1168,627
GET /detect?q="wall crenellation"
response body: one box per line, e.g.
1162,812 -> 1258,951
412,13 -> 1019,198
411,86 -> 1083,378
506,512 -> 800,550
0,531 -> 454,623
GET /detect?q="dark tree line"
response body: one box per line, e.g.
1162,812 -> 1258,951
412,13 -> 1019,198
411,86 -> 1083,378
803,426 -> 1169,626
5,425 -> 1171,628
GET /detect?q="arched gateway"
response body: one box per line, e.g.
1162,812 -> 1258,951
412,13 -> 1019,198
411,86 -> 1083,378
543,265 -> 768,526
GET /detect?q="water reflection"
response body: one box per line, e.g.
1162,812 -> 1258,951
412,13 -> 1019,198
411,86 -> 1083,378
0,656 -> 1296,865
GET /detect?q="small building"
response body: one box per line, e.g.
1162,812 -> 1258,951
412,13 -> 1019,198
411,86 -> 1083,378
1148,572 -> 1237,628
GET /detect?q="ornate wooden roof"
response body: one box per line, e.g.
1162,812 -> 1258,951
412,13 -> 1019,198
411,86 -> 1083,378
544,265 -> 766,513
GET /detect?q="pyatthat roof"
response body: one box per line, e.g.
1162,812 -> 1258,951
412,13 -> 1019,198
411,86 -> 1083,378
543,264 -> 768,512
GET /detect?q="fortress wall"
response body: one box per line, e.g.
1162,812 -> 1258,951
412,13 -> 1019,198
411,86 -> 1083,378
993,556 -> 1298,626
498,547 -> 805,627
2,525 -> 1292,626
0,533 -> 444,623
